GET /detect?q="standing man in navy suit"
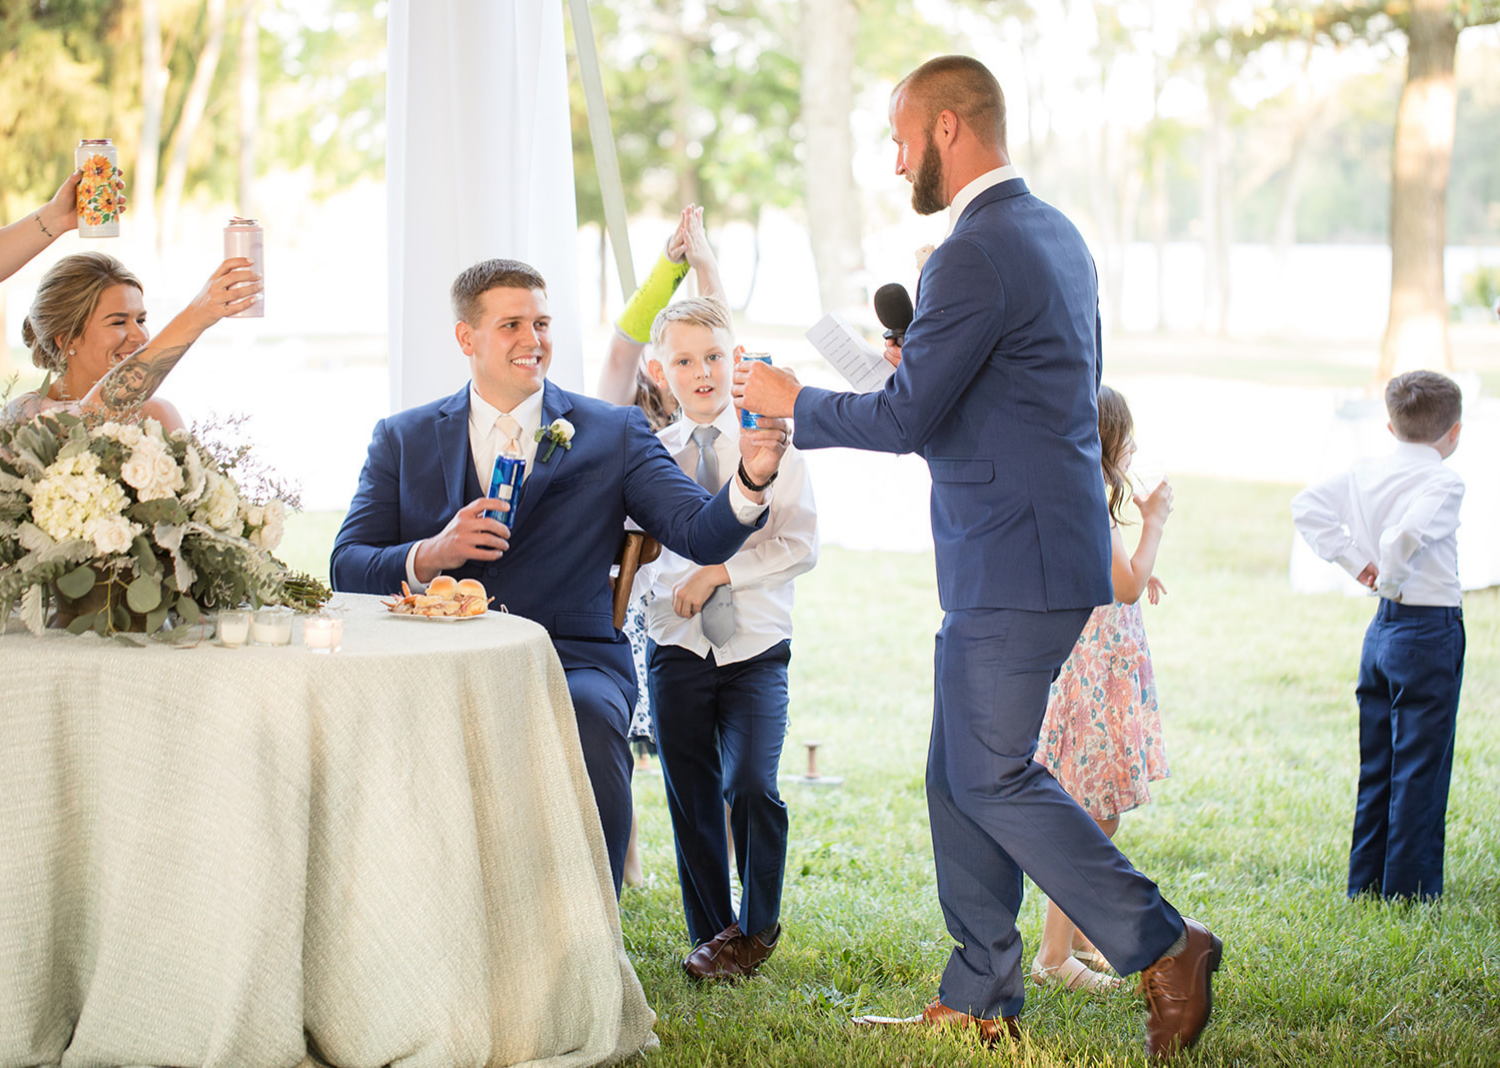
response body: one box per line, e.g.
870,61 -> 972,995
331,258 -> 789,895
737,57 -> 1221,1058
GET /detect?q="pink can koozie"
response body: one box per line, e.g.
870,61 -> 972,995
223,217 -> 265,318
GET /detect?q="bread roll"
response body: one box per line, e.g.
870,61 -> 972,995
427,575 -> 459,600
456,578 -> 487,600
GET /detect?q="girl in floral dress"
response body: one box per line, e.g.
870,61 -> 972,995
1030,385 -> 1174,992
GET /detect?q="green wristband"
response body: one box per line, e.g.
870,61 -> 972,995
616,252 -> 691,343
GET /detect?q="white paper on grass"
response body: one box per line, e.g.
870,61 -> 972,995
804,313 -> 897,393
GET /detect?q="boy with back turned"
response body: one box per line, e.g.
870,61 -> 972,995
1292,370 -> 1466,901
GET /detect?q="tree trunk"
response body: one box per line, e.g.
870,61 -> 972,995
137,0 -> 167,258
662,0 -> 700,210
598,224 -> 608,325
799,0 -> 860,314
237,0 -> 259,217
1149,51 -> 1168,333
160,0 -> 229,251
1200,84 -> 1233,337
740,208 -> 762,312
1377,0 -> 1460,381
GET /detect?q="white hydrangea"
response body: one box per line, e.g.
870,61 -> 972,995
195,469 -> 241,531
120,436 -> 184,502
31,451 -> 128,545
90,513 -> 142,555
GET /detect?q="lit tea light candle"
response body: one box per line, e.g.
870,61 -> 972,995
252,607 -> 293,647
303,615 -> 342,653
218,608 -> 252,647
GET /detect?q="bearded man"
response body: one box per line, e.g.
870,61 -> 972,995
737,55 -> 1222,1059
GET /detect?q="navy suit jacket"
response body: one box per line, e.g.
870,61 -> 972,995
794,178 -> 1112,613
331,380 -> 759,698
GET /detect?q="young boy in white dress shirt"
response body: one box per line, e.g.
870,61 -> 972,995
1292,370 -> 1465,901
639,297 -> 818,979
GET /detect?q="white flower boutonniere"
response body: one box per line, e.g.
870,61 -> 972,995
915,243 -> 937,272
535,418 -> 575,462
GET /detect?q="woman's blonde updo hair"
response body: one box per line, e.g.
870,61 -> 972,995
22,252 -> 143,374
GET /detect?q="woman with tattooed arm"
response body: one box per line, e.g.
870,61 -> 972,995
3,252 -> 261,430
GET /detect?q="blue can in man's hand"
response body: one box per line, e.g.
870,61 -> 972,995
485,452 -> 525,528
739,352 -> 772,430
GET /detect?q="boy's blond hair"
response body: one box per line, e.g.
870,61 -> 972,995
649,296 -> 734,352
1386,370 -> 1462,444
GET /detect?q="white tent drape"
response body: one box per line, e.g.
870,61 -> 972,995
386,0 -> 584,413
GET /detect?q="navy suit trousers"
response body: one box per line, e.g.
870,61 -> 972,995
648,639 -> 791,947
566,666 -> 635,898
1350,600 -> 1465,900
928,608 -> 1183,1019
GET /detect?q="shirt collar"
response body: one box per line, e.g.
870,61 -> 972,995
947,164 -> 1021,237
665,402 -> 741,447
1392,439 -> 1443,464
469,382 -> 545,434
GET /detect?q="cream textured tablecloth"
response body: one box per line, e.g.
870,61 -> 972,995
0,594 -> 655,1068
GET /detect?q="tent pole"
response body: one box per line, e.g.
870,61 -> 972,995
567,0 -> 636,295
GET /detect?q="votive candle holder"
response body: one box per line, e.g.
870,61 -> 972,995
303,615 -> 342,653
218,608 -> 252,647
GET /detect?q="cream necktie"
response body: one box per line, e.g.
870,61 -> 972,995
495,413 -> 522,457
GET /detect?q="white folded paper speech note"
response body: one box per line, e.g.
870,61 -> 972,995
804,312 -> 897,393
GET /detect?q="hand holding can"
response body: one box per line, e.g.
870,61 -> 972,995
75,139 -> 123,238
223,218 -> 265,317
485,450 -> 525,527
738,352 -> 772,429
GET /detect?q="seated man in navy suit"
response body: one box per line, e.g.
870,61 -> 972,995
330,258 -> 789,895
738,56 -> 1221,1059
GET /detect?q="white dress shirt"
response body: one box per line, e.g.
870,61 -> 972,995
1291,440 -> 1465,607
636,404 -> 819,665
946,164 -> 1021,238
404,383 -> 546,592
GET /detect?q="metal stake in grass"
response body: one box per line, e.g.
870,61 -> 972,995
790,740 -> 843,786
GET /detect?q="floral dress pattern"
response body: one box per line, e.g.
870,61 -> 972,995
1036,600 -> 1168,821
625,596 -> 655,745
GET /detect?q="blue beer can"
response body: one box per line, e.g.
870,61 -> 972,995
739,352 -> 772,429
485,452 -> 525,527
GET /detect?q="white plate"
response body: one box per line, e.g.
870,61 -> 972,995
384,610 -> 493,623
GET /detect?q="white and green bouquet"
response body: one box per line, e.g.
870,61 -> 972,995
0,409 -> 328,638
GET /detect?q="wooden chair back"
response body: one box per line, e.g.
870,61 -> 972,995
611,531 -> 662,630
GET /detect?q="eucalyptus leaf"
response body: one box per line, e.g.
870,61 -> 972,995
112,634 -> 146,648
92,610 -> 109,635
178,596 -> 201,625
131,536 -> 157,575
146,603 -> 171,635
67,612 -> 97,635
132,498 -> 189,526
126,574 -> 162,613
56,438 -> 88,460
56,565 -> 97,600
110,603 -> 130,632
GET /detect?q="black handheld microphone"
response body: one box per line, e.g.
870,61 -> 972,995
873,283 -> 915,347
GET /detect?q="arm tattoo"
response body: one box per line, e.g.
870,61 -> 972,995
1,393 -> 44,426
98,345 -> 191,413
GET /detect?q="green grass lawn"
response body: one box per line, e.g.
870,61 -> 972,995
615,475 -> 1500,1067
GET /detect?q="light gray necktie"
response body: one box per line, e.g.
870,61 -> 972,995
691,424 -> 720,491
689,424 -> 734,646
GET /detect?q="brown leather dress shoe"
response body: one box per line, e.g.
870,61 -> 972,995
853,997 -> 1020,1045
682,922 -> 781,981
1139,918 -> 1223,1059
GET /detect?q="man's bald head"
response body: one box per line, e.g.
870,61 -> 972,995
894,55 -> 1007,151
